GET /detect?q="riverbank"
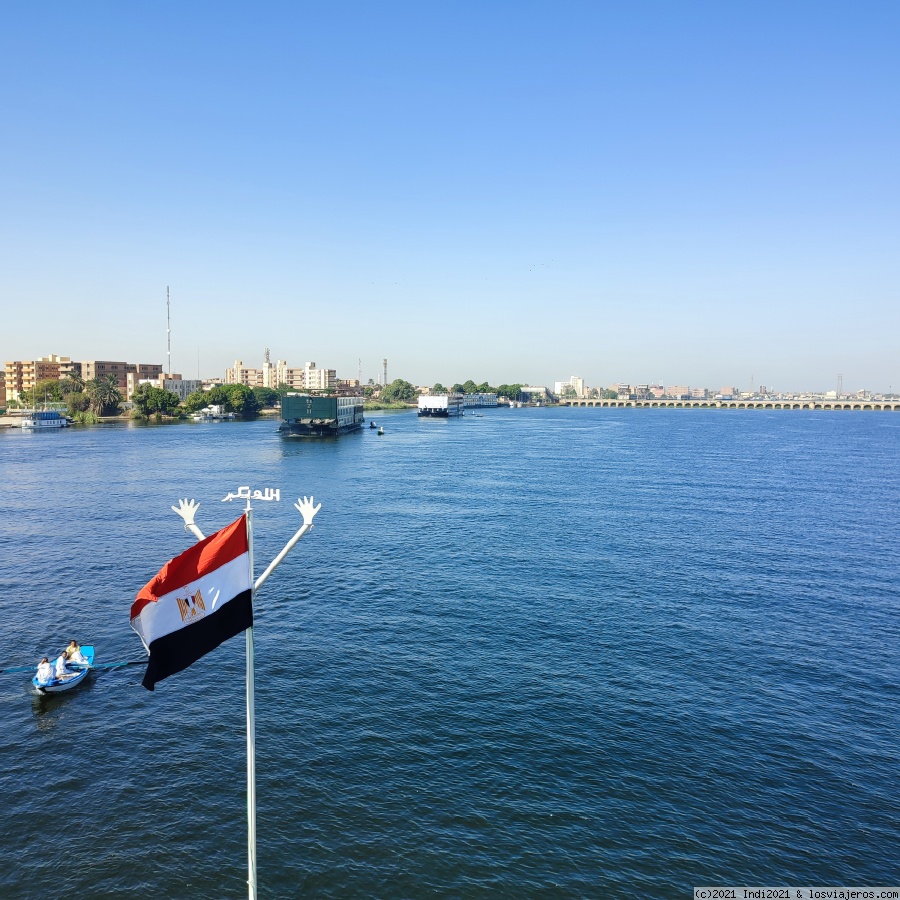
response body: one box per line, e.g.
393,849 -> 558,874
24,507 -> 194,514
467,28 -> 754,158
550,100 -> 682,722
364,400 -> 416,411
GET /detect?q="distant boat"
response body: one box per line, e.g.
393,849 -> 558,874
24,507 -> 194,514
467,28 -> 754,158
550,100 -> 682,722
377,427 -> 384,435
32,646 -> 95,694
21,409 -> 69,429
370,421 -> 376,428
191,404 -> 236,421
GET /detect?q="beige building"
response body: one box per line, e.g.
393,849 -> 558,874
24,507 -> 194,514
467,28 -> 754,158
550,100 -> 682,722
226,357 -> 338,392
0,371 -> 6,408
3,354 -> 78,401
275,360 -> 336,392
225,359 -> 274,388
82,361 -> 163,400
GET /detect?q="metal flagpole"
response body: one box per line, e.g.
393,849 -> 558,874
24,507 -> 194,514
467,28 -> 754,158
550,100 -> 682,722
245,499 -> 257,900
169,491 -> 319,900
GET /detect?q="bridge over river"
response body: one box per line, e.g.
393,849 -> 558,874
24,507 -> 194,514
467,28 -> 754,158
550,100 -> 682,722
560,399 -> 900,411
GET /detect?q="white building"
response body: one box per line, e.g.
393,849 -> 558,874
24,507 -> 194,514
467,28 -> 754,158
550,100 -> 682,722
276,360 -> 336,392
554,376 -> 585,398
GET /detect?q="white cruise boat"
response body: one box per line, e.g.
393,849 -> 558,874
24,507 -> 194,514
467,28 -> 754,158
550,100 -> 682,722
21,409 -> 69,429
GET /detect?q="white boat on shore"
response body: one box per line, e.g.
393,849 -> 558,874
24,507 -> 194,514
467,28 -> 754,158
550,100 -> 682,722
191,404 -> 236,421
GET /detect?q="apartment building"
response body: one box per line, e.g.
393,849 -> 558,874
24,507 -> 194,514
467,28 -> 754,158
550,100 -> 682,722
3,354 -> 78,401
275,360 -> 336,392
81,361 -> 163,400
225,359 -> 281,389
554,375 -> 585,398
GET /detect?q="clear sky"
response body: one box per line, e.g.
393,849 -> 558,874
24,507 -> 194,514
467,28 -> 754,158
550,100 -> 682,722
2,2 -> 898,393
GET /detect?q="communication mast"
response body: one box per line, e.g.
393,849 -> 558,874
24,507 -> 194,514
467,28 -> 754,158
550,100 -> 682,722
358,358 -> 362,385
837,374 -> 843,399
383,358 -> 388,386
167,286 -> 171,375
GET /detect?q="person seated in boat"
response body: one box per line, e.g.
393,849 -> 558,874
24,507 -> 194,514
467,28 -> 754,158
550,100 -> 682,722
65,640 -> 88,665
54,651 -> 77,680
36,657 -> 55,684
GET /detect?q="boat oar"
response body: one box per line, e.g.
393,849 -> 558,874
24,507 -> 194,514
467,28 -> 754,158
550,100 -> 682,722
0,659 -> 147,675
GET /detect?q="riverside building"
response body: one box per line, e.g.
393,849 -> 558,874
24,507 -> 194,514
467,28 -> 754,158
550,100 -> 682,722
225,357 -> 337,392
4,355 -> 160,401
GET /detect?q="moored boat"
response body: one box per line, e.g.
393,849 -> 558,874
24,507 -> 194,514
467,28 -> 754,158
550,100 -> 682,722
21,409 -> 69,429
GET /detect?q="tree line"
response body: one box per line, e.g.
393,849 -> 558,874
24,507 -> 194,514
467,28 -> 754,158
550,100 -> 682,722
15,375 -> 283,422
377,379 -> 526,403
431,380 -> 524,399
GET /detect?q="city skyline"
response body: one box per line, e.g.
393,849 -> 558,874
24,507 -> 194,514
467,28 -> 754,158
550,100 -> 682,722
1,4 -> 898,392
3,348 -> 890,400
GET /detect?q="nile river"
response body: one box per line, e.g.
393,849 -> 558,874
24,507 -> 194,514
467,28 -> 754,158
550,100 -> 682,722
1,408 -> 898,897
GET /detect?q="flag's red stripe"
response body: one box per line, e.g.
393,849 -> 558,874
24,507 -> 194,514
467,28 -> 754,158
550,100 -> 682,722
130,515 -> 248,620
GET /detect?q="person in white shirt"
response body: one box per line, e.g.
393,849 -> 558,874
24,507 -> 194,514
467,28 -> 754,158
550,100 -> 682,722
36,657 -> 55,684
55,652 -> 76,680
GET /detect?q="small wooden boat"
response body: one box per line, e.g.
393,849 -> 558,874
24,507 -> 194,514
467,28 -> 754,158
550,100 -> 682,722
33,646 -> 95,694
377,427 -> 384,435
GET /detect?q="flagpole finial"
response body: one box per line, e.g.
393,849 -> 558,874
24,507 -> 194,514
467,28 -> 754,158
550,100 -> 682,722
293,496 -> 321,526
172,498 -> 205,541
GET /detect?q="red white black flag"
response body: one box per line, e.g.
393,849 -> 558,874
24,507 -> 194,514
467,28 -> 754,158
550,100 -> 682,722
131,515 -> 253,691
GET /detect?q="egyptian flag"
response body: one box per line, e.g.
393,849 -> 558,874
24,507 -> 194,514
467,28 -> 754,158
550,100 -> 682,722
131,515 -> 253,691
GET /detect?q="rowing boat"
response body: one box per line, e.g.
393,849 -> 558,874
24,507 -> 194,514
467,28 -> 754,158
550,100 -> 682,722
32,646 -> 95,694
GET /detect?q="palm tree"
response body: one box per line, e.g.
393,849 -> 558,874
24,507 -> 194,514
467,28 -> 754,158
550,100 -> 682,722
61,372 -> 85,395
87,375 -> 123,416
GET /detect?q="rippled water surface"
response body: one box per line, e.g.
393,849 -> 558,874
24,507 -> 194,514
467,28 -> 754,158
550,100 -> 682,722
1,408 -> 898,897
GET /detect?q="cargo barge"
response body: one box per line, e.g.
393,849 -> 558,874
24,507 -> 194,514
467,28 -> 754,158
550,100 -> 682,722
279,394 -> 365,436
418,394 -> 464,417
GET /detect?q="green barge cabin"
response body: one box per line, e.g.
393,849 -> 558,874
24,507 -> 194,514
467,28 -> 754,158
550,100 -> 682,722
279,394 -> 365,437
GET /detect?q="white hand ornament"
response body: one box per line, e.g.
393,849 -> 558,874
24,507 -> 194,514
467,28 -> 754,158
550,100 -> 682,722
171,498 -> 200,528
294,496 -> 321,526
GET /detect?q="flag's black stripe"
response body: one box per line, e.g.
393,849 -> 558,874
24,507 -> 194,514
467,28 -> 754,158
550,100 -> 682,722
142,590 -> 253,691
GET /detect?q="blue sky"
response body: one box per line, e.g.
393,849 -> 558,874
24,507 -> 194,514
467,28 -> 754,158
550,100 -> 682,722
2,2 -> 898,392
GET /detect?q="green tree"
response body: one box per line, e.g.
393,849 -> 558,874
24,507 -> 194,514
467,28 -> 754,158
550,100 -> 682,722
132,383 -> 181,417
206,385 -> 229,406
432,383 -> 446,393
183,389 -> 209,413
21,378 -> 65,406
462,380 -> 478,394
252,386 -> 280,408
497,384 -> 523,400
61,372 -> 85,395
223,383 -> 261,416
86,375 -> 123,416
601,389 -> 618,399
451,383 -> 465,394
66,391 -> 91,415
381,379 -> 418,402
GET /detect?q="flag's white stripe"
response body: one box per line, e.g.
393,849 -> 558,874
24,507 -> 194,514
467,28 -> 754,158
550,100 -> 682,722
132,552 -> 251,647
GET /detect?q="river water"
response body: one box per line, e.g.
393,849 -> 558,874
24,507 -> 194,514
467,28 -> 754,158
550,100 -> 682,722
1,408 -> 898,897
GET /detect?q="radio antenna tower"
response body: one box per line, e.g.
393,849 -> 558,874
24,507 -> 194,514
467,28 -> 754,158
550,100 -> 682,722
383,358 -> 388,386
167,286 -> 171,375
837,373 -> 843,399
358,358 -> 362,385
